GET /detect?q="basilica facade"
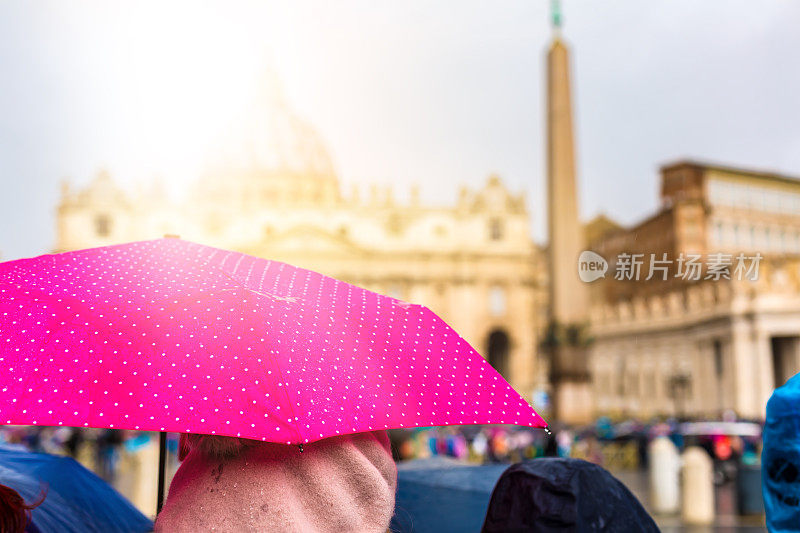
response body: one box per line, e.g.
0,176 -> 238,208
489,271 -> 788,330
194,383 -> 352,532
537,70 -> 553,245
55,74 -> 547,403
55,70 -> 800,423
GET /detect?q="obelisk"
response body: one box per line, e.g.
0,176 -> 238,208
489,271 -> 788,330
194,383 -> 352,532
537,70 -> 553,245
545,0 -> 593,424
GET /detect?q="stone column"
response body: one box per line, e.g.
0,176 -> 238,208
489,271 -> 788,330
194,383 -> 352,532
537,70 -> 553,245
753,330 -> 774,419
545,21 -> 593,425
694,340 -> 713,416
791,337 -> 800,380
649,437 -> 680,515
681,447 -> 715,525
730,317 -> 760,418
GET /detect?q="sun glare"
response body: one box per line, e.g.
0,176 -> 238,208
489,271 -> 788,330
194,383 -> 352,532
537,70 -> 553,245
99,1 -> 290,194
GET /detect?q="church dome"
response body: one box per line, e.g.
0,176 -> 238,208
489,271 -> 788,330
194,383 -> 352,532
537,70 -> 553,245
214,69 -> 336,179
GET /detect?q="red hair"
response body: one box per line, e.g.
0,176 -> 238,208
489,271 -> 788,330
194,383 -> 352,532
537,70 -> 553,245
0,483 -> 45,533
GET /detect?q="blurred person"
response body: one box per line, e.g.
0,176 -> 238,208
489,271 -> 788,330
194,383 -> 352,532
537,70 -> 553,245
471,431 -> 489,461
155,431 -> 397,532
410,429 -> 432,460
96,429 -> 123,483
543,429 -> 558,457
556,429 -> 573,458
443,428 -> 468,459
586,435 -> 604,466
386,429 -> 408,461
398,438 -> 415,460
486,428 -> 509,463
713,434 -> 733,461
0,484 -> 43,533
63,428 -> 83,458
21,429 -> 41,453
636,431 -> 649,469
0,429 -> 27,452
434,431 -> 447,456
730,435 -> 744,459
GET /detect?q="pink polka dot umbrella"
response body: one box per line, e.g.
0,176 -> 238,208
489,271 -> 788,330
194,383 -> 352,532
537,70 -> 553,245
0,238 -> 547,442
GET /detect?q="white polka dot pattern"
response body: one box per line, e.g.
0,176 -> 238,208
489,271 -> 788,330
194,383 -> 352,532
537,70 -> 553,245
0,239 -> 546,443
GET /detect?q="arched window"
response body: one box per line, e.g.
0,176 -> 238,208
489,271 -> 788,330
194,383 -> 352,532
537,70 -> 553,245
94,214 -> 112,237
489,218 -> 503,241
486,329 -> 510,378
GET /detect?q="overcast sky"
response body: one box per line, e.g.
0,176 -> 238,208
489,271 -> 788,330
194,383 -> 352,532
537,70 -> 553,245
1,0 -> 798,260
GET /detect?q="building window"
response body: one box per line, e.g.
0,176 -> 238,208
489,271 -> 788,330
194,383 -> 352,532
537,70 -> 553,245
707,180 -> 721,204
489,285 -> 506,316
94,214 -> 112,237
648,372 -> 657,400
489,218 -> 503,241
713,339 -> 724,378
386,215 -> 401,235
668,374 -> 692,416
757,189 -> 766,211
712,221 -> 723,245
617,360 -> 626,396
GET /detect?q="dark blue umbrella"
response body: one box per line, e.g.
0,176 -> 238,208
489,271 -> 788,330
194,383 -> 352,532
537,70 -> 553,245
391,457 -> 509,533
482,458 -> 658,532
0,446 -> 153,533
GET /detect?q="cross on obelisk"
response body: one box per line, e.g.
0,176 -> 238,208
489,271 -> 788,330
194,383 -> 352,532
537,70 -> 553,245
545,0 -> 594,425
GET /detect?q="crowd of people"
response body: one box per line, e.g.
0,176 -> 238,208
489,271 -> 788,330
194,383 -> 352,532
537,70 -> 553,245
2,417 -> 762,474
0,416 -> 768,530
388,417 -> 762,473
1,416 -> 763,505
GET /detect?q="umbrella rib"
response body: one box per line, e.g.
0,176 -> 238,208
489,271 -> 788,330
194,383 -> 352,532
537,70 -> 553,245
270,350 -> 305,445
190,253 -> 306,444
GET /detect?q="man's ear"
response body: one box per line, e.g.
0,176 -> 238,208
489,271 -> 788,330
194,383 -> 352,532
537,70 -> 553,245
178,433 -> 191,461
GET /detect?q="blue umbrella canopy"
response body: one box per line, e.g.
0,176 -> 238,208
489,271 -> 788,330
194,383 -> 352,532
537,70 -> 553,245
0,446 -> 153,533
391,457 -> 509,533
764,372 -> 800,532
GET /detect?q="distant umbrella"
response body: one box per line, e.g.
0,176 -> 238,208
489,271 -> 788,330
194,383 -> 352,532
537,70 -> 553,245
391,457 -> 509,533
0,446 -> 153,533
482,458 -> 658,532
